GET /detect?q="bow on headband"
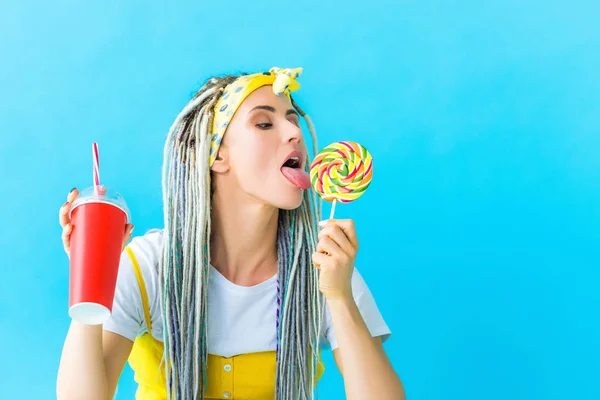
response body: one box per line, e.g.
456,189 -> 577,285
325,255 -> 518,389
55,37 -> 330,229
209,67 -> 303,166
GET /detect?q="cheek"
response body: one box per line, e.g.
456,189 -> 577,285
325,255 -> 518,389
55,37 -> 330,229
231,133 -> 273,172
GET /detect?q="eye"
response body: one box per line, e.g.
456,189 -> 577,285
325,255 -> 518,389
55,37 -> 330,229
256,123 -> 273,129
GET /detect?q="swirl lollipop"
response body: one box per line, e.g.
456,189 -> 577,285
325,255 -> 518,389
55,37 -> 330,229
310,141 -> 373,219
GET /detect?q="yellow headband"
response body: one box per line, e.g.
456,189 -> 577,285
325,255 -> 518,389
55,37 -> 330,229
209,67 -> 303,166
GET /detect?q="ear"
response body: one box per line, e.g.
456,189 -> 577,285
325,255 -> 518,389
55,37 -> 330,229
210,145 -> 230,174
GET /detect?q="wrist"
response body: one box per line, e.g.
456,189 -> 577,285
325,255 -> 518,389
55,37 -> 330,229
72,321 -> 103,336
324,291 -> 355,308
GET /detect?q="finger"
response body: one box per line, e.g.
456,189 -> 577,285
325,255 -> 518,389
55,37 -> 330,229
67,188 -> 79,203
59,201 -> 71,228
321,219 -> 358,250
98,185 -> 107,196
62,223 -> 72,254
312,251 -> 329,269
60,189 -> 78,227
318,225 -> 354,256
123,224 -> 134,246
316,235 -> 342,257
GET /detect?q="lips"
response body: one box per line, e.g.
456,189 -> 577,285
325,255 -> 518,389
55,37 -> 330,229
280,151 -> 311,190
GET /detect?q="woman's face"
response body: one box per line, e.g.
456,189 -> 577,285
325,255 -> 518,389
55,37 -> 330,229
211,85 -> 311,210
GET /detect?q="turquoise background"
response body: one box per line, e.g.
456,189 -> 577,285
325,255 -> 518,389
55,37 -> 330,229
1,0 -> 599,399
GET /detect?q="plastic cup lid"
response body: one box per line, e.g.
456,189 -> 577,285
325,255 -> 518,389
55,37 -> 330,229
70,186 -> 131,223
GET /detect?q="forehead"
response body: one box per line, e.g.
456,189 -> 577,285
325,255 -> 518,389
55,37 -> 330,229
236,85 -> 294,113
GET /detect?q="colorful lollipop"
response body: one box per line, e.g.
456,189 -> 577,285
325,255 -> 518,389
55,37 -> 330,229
310,141 -> 373,219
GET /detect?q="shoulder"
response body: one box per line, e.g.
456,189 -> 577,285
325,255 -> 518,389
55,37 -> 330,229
127,229 -> 163,333
103,229 -> 164,341
128,228 -> 163,269
122,229 -> 163,303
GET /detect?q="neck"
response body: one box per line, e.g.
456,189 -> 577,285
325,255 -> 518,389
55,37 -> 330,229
210,188 -> 279,287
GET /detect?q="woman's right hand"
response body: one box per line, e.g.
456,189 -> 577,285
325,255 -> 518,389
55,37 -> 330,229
59,188 -> 134,258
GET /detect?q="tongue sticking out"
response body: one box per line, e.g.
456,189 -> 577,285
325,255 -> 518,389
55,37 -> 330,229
281,167 -> 311,190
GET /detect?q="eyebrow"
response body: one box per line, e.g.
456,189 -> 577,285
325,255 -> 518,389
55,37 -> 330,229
248,105 -> 299,117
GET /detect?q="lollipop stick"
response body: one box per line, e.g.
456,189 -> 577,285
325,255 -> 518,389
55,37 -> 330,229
329,199 -> 337,220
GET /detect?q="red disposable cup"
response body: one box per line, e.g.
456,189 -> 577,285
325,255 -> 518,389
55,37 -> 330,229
68,186 -> 130,325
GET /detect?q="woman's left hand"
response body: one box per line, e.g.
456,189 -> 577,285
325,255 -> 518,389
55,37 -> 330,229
312,219 -> 359,301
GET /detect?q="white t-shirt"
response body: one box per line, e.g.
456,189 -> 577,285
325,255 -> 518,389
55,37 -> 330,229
103,230 -> 391,358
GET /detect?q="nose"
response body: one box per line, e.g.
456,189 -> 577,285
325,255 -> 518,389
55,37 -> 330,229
284,122 -> 303,145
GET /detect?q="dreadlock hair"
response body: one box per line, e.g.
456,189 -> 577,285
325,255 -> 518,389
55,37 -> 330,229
159,74 -> 324,399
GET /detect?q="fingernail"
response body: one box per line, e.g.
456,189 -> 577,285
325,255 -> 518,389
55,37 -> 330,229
70,188 -> 77,193
318,220 -> 327,227
62,201 -> 69,208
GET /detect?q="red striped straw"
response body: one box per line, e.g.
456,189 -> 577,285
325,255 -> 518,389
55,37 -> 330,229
92,142 -> 101,196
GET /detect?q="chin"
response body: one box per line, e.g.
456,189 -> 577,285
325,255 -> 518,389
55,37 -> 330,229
272,191 -> 305,211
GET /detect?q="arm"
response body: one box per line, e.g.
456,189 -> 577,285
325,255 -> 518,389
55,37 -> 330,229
313,219 -> 405,400
329,297 -> 405,399
57,188 -> 136,400
57,323 -> 133,400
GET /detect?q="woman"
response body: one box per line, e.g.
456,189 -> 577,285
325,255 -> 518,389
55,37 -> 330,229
57,67 -> 405,400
